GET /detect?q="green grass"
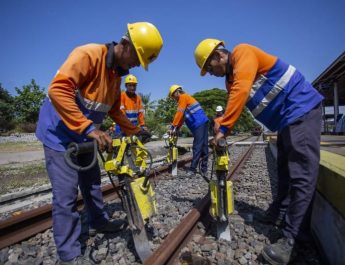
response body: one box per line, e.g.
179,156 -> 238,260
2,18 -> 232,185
0,141 -> 42,152
0,161 -> 49,195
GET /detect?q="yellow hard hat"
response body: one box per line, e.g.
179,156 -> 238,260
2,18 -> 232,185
168,84 -> 182,98
125,74 -> 138,84
127,22 -> 163,71
194,38 -> 225,76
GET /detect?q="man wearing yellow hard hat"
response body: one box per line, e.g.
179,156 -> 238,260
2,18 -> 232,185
168,85 -> 209,176
194,39 -> 323,265
115,74 -> 147,136
36,22 -> 163,265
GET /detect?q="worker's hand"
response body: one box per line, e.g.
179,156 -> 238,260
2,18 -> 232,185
141,126 -> 149,132
87,129 -> 112,152
136,129 -> 152,144
211,131 -> 225,146
168,128 -> 177,136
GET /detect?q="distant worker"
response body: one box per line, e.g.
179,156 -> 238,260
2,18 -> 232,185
168,85 -> 209,176
108,122 -> 116,137
114,74 -> 147,136
36,22 -> 163,265
213,105 -> 224,135
194,39 -> 323,265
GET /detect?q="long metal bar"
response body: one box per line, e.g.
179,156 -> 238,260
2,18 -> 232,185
144,141 -> 257,265
0,156 -> 193,250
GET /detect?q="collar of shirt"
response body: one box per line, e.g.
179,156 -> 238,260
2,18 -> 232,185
226,53 -> 233,84
105,42 -> 129,77
125,91 -> 137,98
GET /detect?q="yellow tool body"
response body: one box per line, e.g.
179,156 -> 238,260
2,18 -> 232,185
209,138 -> 234,241
130,177 -> 156,220
104,136 -> 156,220
164,133 -> 178,176
101,135 -> 157,261
66,135 -> 155,262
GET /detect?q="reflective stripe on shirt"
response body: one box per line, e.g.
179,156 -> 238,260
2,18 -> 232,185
77,90 -> 111,113
125,109 -> 139,114
249,65 -> 296,117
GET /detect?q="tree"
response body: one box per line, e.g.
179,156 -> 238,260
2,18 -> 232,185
14,79 -> 46,123
193,88 -> 227,117
145,97 -> 176,136
0,84 -> 15,131
138,92 -> 156,114
193,88 -> 257,133
153,97 -> 176,124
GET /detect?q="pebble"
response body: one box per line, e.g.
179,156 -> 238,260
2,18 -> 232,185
0,145 -> 322,264
0,133 -> 38,143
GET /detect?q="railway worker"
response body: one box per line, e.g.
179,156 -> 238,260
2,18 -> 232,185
114,74 -> 148,135
35,22 -> 163,265
168,85 -> 209,176
213,105 -> 224,135
194,39 -> 323,265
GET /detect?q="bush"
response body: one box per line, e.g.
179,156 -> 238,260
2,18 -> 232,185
17,122 -> 37,133
179,125 -> 192,137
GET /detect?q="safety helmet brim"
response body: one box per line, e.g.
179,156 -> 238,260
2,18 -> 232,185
168,85 -> 182,98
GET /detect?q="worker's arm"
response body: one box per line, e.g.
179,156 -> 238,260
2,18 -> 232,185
120,92 -> 126,115
171,95 -> 187,129
219,45 -> 259,134
108,96 -> 140,136
138,96 -> 145,127
48,48 -> 95,135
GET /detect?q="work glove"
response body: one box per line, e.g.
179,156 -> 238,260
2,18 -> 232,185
136,129 -> 152,144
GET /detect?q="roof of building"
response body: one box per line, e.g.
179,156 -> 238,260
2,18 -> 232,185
312,52 -> 345,106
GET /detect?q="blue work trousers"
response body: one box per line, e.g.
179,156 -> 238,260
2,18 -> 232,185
43,146 -> 109,261
272,104 -> 321,241
190,122 -> 209,172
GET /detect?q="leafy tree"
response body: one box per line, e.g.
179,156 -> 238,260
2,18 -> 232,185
153,97 -> 176,124
0,84 -> 15,131
193,88 -> 228,117
145,97 -> 176,136
193,88 -> 258,133
138,92 -> 156,114
14,79 -> 46,123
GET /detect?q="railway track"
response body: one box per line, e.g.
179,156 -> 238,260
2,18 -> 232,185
0,135 -> 292,264
0,154 -> 194,250
143,139 -> 257,265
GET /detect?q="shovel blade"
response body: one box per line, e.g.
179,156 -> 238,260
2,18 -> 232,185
132,228 -> 152,262
171,160 -> 177,176
216,221 -> 231,242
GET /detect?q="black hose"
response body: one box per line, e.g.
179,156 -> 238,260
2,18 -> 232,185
64,140 -> 98,172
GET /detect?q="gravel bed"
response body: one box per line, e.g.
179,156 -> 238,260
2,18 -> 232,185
0,145 -> 322,264
0,133 -> 38,143
174,146 -> 322,265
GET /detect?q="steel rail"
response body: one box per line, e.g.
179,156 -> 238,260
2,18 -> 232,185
144,139 -> 258,265
0,156 -> 193,250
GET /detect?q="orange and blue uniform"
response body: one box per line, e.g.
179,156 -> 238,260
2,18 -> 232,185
172,93 -> 209,173
35,42 -> 140,261
120,91 -> 145,126
36,42 -> 139,151
172,93 -> 208,132
220,44 -> 323,242
219,44 -> 323,135
114,91 -> 145,135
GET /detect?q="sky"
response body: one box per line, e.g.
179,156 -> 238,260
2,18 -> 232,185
1,0 -> 344,102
